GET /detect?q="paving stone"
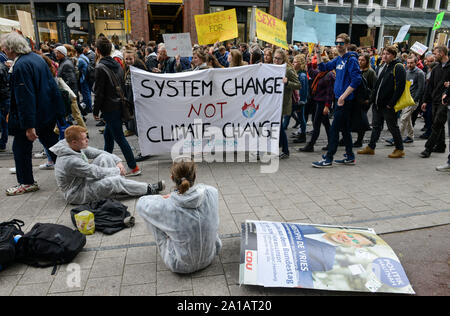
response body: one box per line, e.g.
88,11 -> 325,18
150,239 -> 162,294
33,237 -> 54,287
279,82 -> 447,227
192,275 -> 230,296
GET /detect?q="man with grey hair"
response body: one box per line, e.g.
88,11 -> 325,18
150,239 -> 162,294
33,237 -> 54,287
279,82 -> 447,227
0,32 -> 65,196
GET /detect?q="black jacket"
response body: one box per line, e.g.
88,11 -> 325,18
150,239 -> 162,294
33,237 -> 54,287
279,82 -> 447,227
93,56 -> 124,117
372,58 -> 406,109
424,60 -> 450,106
0,62 -> 10,101
57,57 -> 78,94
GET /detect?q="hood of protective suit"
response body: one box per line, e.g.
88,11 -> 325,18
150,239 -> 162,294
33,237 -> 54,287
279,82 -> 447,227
50,139 -> 82,158
171,185 -> 207,209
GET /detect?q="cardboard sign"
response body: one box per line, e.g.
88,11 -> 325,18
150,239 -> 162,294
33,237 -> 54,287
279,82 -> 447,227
195,9 -> 238,45
410,41 -> 428,56
293,7 -> 336,47
163,33 -> 193,57
255,8 -> 288,50
394,25 -> 410,43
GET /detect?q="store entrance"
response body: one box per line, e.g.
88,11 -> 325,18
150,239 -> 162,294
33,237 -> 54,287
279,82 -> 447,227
148,3 -> 183,43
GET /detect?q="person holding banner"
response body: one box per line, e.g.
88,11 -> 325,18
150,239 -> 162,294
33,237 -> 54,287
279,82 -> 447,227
312,33 -> 362,168
273,49 -> 301,159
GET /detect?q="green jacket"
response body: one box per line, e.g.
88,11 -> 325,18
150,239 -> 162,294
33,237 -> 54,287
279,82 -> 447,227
282,66 -> 301,116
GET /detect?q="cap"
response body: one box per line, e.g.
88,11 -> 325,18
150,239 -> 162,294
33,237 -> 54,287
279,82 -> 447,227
55,45 -> 67,57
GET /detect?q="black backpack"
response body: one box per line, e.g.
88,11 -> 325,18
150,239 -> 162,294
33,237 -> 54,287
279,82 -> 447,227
0,219 -> 24,271
16,223 -> 86,274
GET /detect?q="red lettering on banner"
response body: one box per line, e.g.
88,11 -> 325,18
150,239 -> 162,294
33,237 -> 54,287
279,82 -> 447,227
257,12 -> 276,28
245,250 -> 253,271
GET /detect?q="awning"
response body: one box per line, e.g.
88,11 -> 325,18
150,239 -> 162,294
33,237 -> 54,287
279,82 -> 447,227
0,17 -> 20,33
337,14 -> 444,28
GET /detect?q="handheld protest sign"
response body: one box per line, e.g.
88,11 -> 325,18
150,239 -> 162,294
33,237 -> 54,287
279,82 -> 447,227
195,9 -> 238,45
255,9 -> 288,50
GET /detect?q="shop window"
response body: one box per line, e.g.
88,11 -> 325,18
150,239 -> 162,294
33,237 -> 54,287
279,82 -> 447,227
427,0 -> 435,9
210,6 -> 225,13
94,4 -> 124,20
0,4 -> 31,21
440,0 -> 448,9
414,0 -> 423,8
401,0 -> 410,7
38,22 -> 58,43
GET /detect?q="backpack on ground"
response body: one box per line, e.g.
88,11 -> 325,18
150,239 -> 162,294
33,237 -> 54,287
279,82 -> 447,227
71,199 -> 135,235
16,223 -> 86,274
0,219 -> 24,271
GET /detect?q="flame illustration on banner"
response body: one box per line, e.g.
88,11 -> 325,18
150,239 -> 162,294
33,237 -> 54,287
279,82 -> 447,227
242,99 -> 260,118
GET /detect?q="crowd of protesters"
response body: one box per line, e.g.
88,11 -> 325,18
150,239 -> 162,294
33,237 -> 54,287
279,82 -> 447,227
1,30 -> 450,197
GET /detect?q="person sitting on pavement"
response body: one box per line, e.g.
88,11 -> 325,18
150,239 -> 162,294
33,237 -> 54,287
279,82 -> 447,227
50,126 -> 164,205
137,158 -> 222,274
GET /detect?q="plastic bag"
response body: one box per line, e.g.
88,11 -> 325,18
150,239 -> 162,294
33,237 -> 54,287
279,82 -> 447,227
74,211 -> 95,235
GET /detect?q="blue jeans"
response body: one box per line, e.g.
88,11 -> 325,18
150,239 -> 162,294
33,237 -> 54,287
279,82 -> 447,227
0,99 -> 10,148
325,99 -> 354,161
103,110 -> 137,170
80,81 -> 92,112
280,115 -> 291,155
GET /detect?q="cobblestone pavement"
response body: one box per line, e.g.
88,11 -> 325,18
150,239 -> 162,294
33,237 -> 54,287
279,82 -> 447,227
0,117 -> 449,296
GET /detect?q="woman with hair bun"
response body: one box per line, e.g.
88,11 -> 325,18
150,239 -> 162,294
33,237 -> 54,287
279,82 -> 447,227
137,159 -> 222,274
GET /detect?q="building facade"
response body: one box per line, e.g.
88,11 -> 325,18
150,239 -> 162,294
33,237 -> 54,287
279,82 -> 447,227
289,0 -> 450,49
0,0 -> 283,45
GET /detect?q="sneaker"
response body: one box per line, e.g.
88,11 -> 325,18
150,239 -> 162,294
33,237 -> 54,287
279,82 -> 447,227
385,138 -> 394,146
34,151 -> 47,159
124,130 -> 135,137
147,180 -> 166,195
436,163 -> 450,172
298,143 -> 314,152
403,137 -> 414,144
126,166 -> 142,177
388,149 -> 405,159
6,183 -> 39,196
334,154 -> 356,165
96,120 -> 106,127
293,134 -> 306,143
9,167 -> 16,174
357,146 -> 375,155
279,152 -> 290,159
39,163 -> 55,170
312,155 -> 332,168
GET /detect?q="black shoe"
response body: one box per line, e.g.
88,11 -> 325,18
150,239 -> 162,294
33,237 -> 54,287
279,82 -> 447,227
321,145 -> 329,151
135,154 -> 151,162
96,120 -> 106,127
353,141 -> 363,148
420,150 -> 431,158
293,134 -> 306,143
298,144 -> 314,152
419,133 -> 430,140
147,180 -> 165,195
279,152 -> 290,159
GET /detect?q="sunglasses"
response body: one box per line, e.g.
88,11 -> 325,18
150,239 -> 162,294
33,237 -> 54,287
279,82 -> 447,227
335,42 -> 346,46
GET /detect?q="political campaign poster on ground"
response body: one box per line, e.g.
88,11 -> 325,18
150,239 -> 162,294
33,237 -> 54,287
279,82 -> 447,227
255,8 -> 288,50
292,7 -> 336,47
239,220 -> 415,294
130,64 -> 285,157
195,9 -> 238,45
163,33 -> 193,57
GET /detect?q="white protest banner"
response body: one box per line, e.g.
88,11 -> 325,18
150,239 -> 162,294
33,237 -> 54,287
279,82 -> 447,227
410,41 -> 428,56
130,64 -> 285,157
162,33 -> 193,57
240,220 -> 415,294
394,25 -> 410,43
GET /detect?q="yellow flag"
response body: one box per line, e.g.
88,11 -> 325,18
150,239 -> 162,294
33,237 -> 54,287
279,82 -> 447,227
255,8 -> 288,50
314,4 -> 319,12
195,9 -> 238,45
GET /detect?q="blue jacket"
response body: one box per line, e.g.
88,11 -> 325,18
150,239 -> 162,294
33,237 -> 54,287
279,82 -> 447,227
318,51 -> 361,100
9,52 -> 65,131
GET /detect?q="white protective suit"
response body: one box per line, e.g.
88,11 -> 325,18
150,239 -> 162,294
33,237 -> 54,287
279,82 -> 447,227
50,140 -> 148,205
137,184 -> 222,274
